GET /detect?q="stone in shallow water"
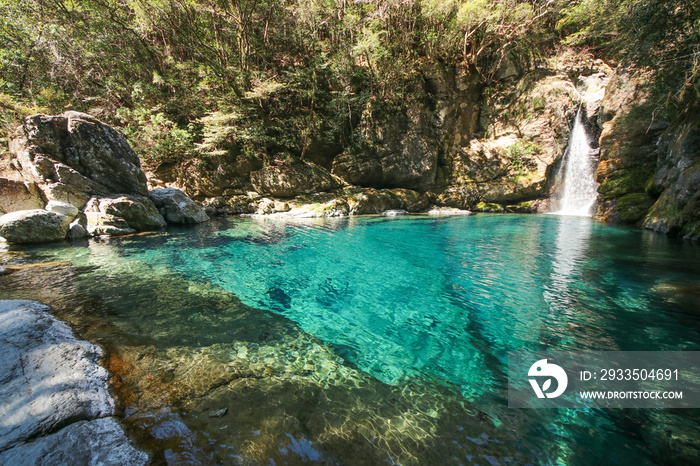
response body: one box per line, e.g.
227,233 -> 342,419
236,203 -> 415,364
207,407 -> 228,418
149,187 -> 209,224
381,209 -> 409,217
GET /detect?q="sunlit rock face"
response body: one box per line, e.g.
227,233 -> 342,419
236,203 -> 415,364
0,178 -> 44,214
149,187 -> 209,224
0,300 -> 148,464
250,162 -> 342,198
0,209 -> 69,244
0,112 -> 209,239
84,195 -> 167,236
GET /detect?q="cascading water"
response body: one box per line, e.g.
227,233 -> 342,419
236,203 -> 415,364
550,109 -> 600,216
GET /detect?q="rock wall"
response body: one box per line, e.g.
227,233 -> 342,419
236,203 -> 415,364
593,64 -> 700,239
165,52 -> 605,216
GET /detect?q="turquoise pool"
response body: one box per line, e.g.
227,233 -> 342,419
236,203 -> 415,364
4,213 -> 700,465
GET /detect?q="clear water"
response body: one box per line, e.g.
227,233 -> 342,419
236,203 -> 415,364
550,110 -> 600,216
3,214 -> 700,465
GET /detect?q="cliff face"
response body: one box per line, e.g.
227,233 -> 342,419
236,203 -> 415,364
149,49 -> 614,216
594,64 -> 700,239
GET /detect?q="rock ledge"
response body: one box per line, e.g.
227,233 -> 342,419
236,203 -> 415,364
0,300 -> 148,464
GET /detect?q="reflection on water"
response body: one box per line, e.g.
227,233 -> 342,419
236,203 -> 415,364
2,214 -> 700,464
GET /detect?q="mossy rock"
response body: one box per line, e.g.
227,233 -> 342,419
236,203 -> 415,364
505,201 -> 536,213
597,163 -> 656,200
615,192 -> 655,223
473,202 -> 505,213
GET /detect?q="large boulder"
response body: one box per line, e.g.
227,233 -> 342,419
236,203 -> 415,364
149,187 -> 209,224
84,195 -> 166,236
0,300 -> 147,463
0,300 -> 114,449
0,178 -> 45,214
5,112 -> 148,208
0,209 -> 69,243
250,162 -> 342,198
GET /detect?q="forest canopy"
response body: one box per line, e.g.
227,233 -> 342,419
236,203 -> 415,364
1,0 -> 698,165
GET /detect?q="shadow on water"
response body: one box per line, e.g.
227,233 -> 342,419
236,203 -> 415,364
2,214 -> 700,464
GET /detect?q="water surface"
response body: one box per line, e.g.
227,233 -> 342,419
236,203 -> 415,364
2,214 -> 700,464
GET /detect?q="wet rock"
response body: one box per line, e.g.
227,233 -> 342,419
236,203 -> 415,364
594,66 -> 664,223
208,408 -> 228,418
84,195 -> 166,236
643,120 -> 700,238
45,200 -> 79,220
0,209 -> 69,243
0,178 -> 44,214
0,267 -> 7,275
6,112 -> 148,197
0,418 -> 149,466
381,210 -> 408,217
149,187 -> 209,224
250,162 -> 341,198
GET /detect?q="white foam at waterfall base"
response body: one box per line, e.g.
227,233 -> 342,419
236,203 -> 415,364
550,110 -> 600,217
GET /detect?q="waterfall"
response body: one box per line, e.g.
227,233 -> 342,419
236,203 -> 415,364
550,109 -> 600,217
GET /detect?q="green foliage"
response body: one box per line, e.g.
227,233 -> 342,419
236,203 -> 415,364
116,107 -> 196,165
506,141 -> 539,174
1,0 -> 694,175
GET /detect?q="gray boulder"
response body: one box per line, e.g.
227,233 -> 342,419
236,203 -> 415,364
45,200 -> 79,219
6,112 -> 148,207
149,187 -> 209,224
0,300 -> 114,451
0,418 -> 148,466
0,300 -> 148,464
67,218 -> 88,240
84,195 -> 166,236
0,178 -> 45,214
0,209 -> 69,243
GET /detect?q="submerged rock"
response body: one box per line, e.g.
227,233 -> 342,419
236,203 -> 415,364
84,195 -> 166,236
0,209 -> 69,243
149,187 -> 209,224
208,408 -> 228,418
